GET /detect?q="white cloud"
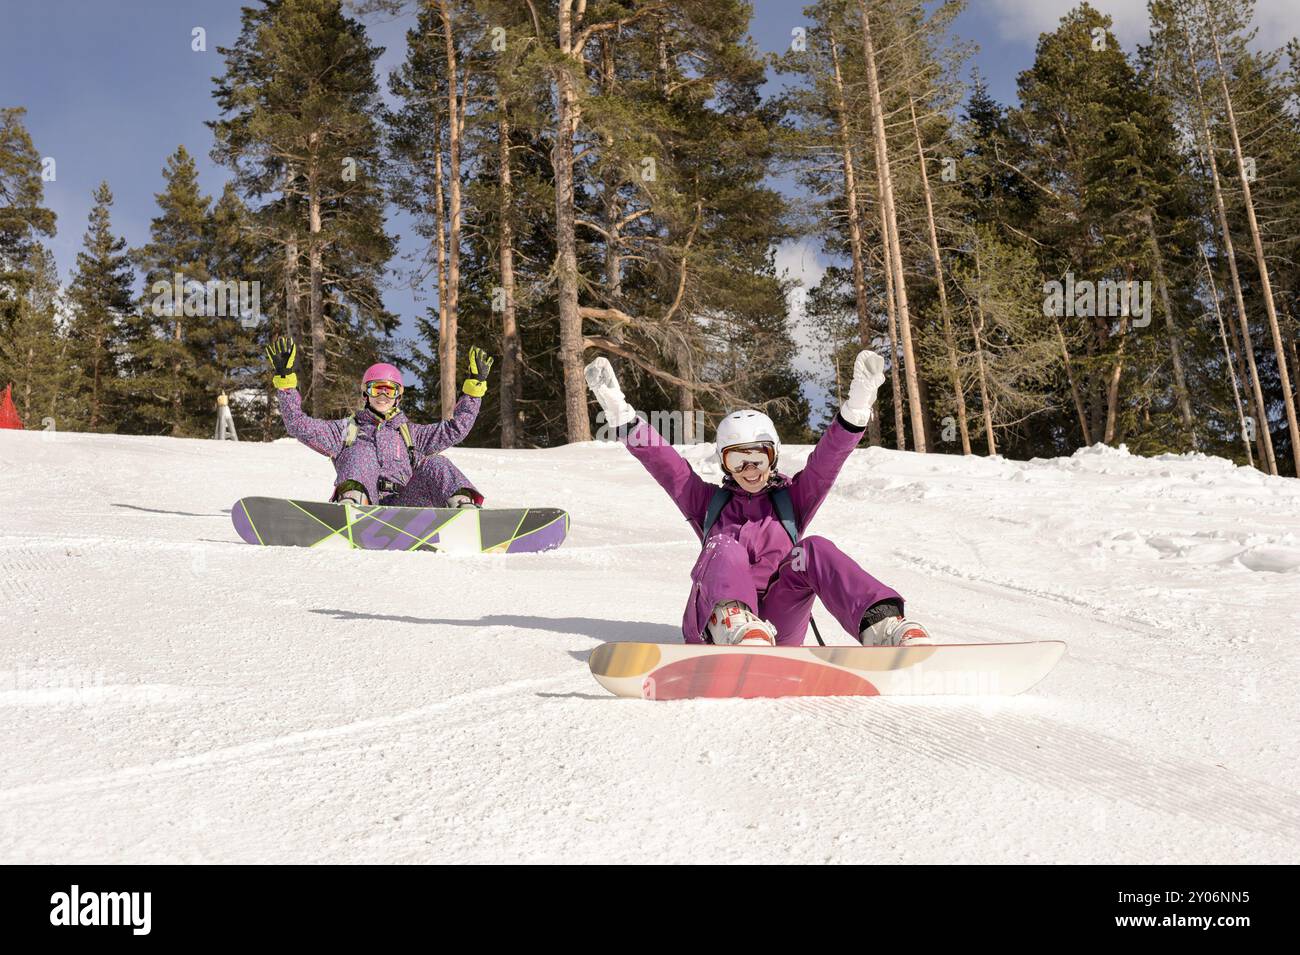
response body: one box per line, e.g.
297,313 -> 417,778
774,237 -> 828,377
774,237 -> 836,423
1253,0 -> 1300,45
982,0 -> 1300,51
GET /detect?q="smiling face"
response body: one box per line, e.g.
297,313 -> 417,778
723,444 -> 774,492
364,380 -> 401,416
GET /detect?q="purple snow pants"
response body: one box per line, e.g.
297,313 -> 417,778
686,534 -> 902,647
358,454 -> 475,509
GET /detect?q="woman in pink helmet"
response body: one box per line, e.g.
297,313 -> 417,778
264,336 -> 492,508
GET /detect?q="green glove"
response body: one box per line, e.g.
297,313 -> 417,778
462,346 -> 494,398
265,337 -> 298,390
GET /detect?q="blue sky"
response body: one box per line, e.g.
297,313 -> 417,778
4,0 -> 1294,385
2,1 -> 1037,306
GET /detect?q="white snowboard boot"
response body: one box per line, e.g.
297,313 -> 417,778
860,615 -> 933,647
447,488 -> 482,509
707,600 -> 778,646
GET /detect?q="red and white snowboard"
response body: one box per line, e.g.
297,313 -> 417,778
588,641 -> 1066,700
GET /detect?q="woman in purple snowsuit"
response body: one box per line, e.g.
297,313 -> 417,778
584,350 -> 931,648
264,337 -> 491,508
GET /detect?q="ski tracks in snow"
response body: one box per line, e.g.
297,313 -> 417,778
781,696 -> 1300,839
0,673 -> 575,809
0,541 -> 61,608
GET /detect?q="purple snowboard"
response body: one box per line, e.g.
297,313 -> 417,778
231,497 -> 568,554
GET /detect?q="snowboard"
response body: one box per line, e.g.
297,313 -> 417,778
231,496 -> 568,554
588,640 -> 1066,700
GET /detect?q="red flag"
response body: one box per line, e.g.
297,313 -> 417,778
0,384 -> 22,429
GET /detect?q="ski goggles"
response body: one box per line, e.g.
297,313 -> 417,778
722,443 -> 776,474
364,380 -> 402,398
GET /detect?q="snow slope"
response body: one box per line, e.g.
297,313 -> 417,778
2,427 -> 1298,863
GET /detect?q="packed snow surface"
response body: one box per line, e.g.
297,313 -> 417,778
2,428 -> 1298,863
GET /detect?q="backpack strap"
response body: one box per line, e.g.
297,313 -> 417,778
397,421 -> 418,468
700,485 -> 801,546
770,486 -> 800,546
769,485 -> 822,645
700,486 -> 732,543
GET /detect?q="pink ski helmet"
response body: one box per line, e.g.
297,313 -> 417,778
362,362 -> 404,390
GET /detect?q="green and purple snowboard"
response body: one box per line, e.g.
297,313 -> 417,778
232,497 -> 568,554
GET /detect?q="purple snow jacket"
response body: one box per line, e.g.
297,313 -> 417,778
277,388 -> 480,504
621,412 -> 867,642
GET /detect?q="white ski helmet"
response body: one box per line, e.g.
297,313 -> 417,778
716,409 -> 781,469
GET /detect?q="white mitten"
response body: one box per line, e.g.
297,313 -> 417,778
583,357 -> 638,428
840,349 -> 886,428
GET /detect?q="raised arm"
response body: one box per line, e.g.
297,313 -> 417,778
265,337 -> 346,457
786,413 -> 865,527
622,417 -> 715,530
585,357 -> 713,530
412,344 -> 491,455
277,388 -> 347,458
787,349 -> 883,527
412,394 -> 480,455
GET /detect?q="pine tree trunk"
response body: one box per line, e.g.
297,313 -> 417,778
1201,246 -> 1254,467
89,332 -> 102,430
601,37 -> 623,303
1205,9 -> 1299,475
23,343 -> 33,425
1052,313 -> 1092,445
285,239 -> 301,342
829,35 -> 883,446
1187,47 -> 1276,474
553,3 -> 592,443
674,337 -> 695,442
879,241 -> 906,450
970,245 -> 995,454
1143,211 -> 1195,441
498,105 -> 520,449
440,0 -> 463,420
1104,315 -> 1128,445
172,317 -> 183,437
1085,331 -> 1104,446
307,144 -> 325,416
432,115 -> 451,417
858,0 -> 926,451
1289,334 -> 1300,425
1218,270 -> 1268,466
910,97 -> 969,454
829,36 -> 877,375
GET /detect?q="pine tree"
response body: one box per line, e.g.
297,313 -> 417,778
66,182 -> 136,431
127,146 -> 214,435
211,0 -> 395,417
0,243 -> 68,428
0,107 -> 58,333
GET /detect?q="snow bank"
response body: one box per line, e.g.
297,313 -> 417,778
1,428 -> 1297,863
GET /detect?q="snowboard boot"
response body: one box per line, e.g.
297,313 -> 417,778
707,600 -> 777,647
333,480 -> 370,506
859,601 -> 932,647
447,487 -> 484,509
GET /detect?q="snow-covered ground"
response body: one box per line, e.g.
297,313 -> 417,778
2,426 -> 1298,863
